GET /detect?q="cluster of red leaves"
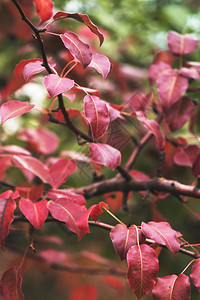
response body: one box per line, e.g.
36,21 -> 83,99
1,0 -> 200,299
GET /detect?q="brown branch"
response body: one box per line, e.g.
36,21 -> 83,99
76,177 -> 200,200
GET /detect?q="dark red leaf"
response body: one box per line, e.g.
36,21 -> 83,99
84,95 -> 110,140
164,96 -> 194,132
0,192 -> 16,249
89,143 -> 121,169
43,74 -> 74,97
48,158 -> 77,189
167,31 -> 198,55
141,221 -> 180,258
0,101 -> 34,125
88,53 -> 111,78
152,274 -> 191,300
128,92 -> 151,113
12,155 -> 49,183
157,72 -> 188,107
0,267 -> 24,300
69,284 -> 98,300
174,144 -> 199,168
110,224 -> 145,260
192,153 -> 200,177
127,244 -> 159,298
60,32 -> 92,69
33,0 -> 54,24
16,185 -> 44,202
190,258 -> 200,292
19,198 -> 48,229
47,197 -> 87,239
53,11 -> 104,46
18,128 -> 59,155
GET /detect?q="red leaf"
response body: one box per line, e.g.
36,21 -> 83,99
12,155 -> 49,183
103,276 -> 125,291
104,192 -> 123,212
141,221 -> 180,258
190,258 -> 200,292
48,158 -> 77,189
53,11 -> 104,46
157,72 -> 188,107
0,192 -> 16,249
152,274 -> 191,300
47,189 -> 86,206
19,198 -> 48,229
167,31 -> 198,55
0,101 -> 35,125
84,95 -> 110,140
14,59 -> 42,78
43,74 -> 74,97
164,96 -> 194,132
33,0 -> 54,24
60,32 -> 92,69
47,197 -> 87,239
174,145 -> 199,167
76,202 -> 108,238
18,128 -> 59,155
88,53 -> 111,78
16,185 -> 44,202
89,143 -> 121,169
69,284 -> 98,300
127,244 -> 159,298
110,224 -> 145,260
0,267 -> 24,300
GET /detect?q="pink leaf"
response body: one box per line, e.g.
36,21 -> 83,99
0,145 -> 31,156
110,224 -> 145,260
60,32 -> 92,69
127,244 -> 159,298
167,31 -> 198,55
84,95 -> 110,140
23,60 -> 45,81
0,267 -> 24,300
157,72 -> 188,107
0,192 -> 16,250
148,62 -> 172,84
192,153 -> 200,178
89,143 -> 121,169
179,67 -> 200,81
33,0 -> 54,24
43,74 -> 74,97
164,96 -> 194,132
19,198 -> 48,229
88,53 -> 111,78
18,128 -> 59,155
14,59 -> 42,78
190,258 -> 200,292
152,274 -> 191,300
47,197 -> 87,239
174,145 -> 199,167
47,189 -> 86,206
38,249 -> 67,265
136,113 -> 165,150
53,12 -> 104,46
12,155 -> 49,183
48,158 -> 77,189
0,101 -> 34,125
141,221 -> 180,258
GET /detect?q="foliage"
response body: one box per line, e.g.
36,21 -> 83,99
1,0 -> 200,299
